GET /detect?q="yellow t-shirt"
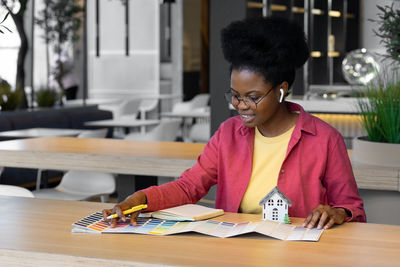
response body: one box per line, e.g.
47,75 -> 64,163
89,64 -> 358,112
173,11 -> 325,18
239,125 -> 295,214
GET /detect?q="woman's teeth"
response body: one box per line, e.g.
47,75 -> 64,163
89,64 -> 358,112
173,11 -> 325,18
241,114 -> 255,122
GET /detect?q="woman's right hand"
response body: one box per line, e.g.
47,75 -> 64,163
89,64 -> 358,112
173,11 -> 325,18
102,191 -> 147,228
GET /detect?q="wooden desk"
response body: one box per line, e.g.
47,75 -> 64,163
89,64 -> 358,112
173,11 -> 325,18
0,196 -> 399,266
0,137 -> 204,177
0,137 -> 399,192
0,127 -> 86,139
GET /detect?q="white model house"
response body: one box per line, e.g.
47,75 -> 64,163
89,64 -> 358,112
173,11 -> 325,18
259,186 -> 292,222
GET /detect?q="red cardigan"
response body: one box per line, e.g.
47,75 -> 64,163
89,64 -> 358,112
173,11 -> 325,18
142,102 -> 366,222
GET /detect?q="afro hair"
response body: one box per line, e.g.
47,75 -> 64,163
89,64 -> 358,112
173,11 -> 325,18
221,16 -> 309,87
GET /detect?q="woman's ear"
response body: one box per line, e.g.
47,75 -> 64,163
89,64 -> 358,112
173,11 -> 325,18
278,82 -> 289,103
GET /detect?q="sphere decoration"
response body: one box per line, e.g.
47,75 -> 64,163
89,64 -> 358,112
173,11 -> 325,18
342,48 -> 380,85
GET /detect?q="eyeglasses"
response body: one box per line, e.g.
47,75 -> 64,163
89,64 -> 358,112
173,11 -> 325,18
224,86 -> 275,109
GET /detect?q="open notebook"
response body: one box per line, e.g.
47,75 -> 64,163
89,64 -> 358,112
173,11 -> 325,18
149,204 -> 224,221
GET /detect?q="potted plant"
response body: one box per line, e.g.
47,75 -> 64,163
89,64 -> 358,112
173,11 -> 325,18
0,78 -> 21,111
353,4 -> 400,167
35,0 -> 83,105
35,88 -> 58,108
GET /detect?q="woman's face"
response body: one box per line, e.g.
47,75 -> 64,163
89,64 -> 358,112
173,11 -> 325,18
230,69 -> 281,129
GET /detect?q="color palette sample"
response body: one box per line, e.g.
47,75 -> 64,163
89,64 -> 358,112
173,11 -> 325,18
72,212 -> 323,241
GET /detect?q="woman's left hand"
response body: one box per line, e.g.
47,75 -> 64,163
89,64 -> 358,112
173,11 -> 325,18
302,205 -> 348,229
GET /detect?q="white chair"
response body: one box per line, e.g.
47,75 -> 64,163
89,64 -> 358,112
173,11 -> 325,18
139,99 -> 159,120
0,185 -> 34,198
188,121 -> 211,143
33,171 -> 115,202
124,119 -> 181,142
172,93 -> 210,113
33,128 -> 116,202
170,94 -> 210,140
113,99 -> 141,119
111,99 -> 142,137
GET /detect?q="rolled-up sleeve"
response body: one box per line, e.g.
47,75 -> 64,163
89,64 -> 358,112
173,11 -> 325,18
324,133 -> 367,222
141,127 -> 220,212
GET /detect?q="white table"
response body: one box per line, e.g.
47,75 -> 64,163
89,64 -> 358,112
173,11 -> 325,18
161,111 -> 210,119
84,118 -> 160,128
84,118 -> 160,135
66,94 -> 182,107
65,98 -> 122,107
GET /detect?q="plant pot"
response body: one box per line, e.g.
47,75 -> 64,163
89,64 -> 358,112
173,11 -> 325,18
352,137 -> 400,167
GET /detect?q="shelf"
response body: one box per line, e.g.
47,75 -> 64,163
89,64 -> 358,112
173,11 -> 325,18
247,2 -> 264,9
292,6 -> 304,13
327,51 -> 340,57
311,51 -> 323,58
270,4 -> 287,12
312,9 -> 325,15
329,10 -> 341,17
245,0 -> 360,94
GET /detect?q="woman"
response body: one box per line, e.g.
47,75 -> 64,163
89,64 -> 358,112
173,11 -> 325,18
103,17 -> 366,229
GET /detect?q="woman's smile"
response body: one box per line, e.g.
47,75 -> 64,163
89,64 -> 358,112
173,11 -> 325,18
239,113 -> 256,123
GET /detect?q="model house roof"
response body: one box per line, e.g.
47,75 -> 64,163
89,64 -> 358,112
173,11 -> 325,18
259,186 -> 292,206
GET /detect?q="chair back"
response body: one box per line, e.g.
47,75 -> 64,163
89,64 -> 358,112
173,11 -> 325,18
114,99 -> 141,118
56,171 -> 115,195
188,122 -> 211,143
78,128 -> 108,138
172,94 -> 209,113
0,185 -> 34,198
124,119 -> 181,142
190,94 -> 210,109
139,99 -> 159,119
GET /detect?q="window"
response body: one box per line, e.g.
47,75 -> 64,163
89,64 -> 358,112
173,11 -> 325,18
277,199 -> 283,206
0,7 -> 20,88
268,199 -> 274,206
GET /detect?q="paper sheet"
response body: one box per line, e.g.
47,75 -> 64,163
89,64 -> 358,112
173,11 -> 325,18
72,212 -> 323,241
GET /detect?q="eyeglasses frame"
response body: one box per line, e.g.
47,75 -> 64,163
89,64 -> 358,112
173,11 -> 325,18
225,85 -> 277,109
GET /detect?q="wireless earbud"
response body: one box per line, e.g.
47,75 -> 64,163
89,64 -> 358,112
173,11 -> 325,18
279,88 -> 284,103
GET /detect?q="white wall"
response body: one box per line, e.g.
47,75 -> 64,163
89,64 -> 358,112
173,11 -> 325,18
361,0 -> 400,51
361,0 -> 400,70
0,6 -> 20,89
32,0 -> 49,91
87,0 -> 159,98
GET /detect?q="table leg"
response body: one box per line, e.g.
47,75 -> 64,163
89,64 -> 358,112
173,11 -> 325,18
116,174 -> 135,202
36,169 -> 42,190
116,174 -> 158,202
